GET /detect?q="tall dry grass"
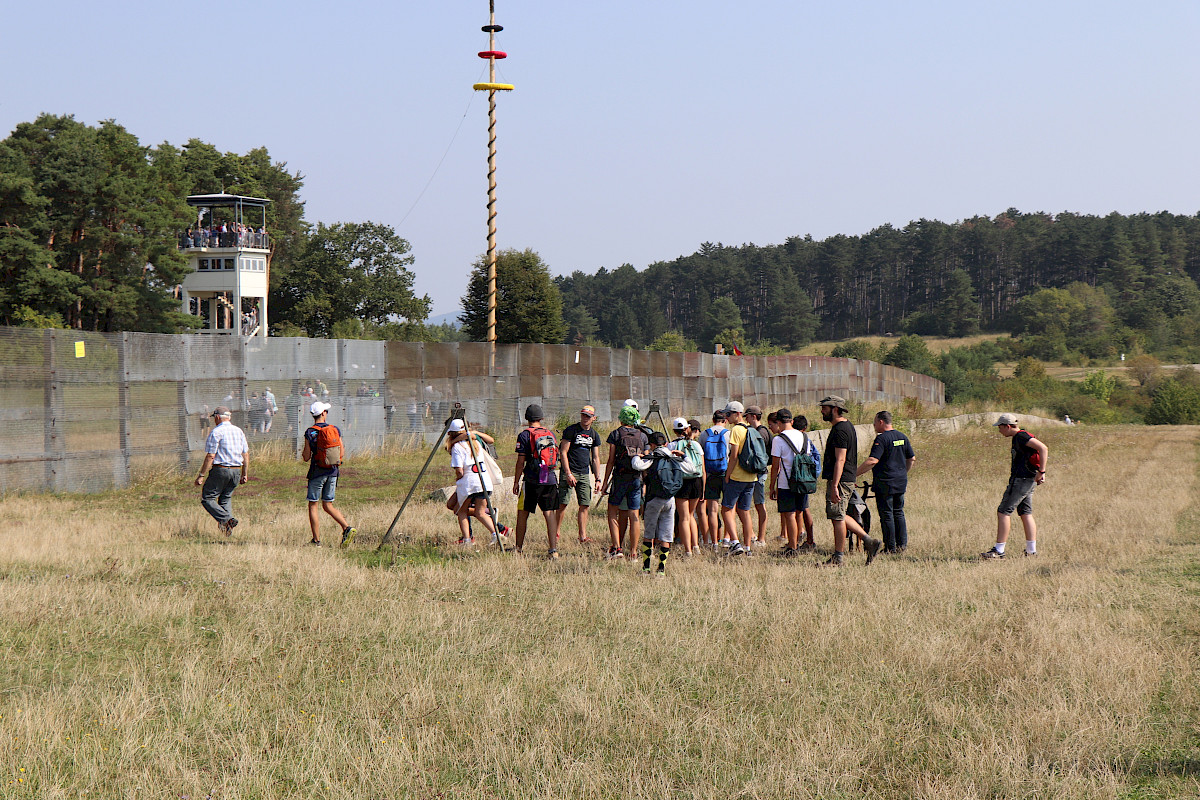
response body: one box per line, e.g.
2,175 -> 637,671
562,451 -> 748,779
0,425 -> 1197,798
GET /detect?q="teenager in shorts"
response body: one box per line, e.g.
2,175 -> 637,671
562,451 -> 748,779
768,408 -> 811,557
448,419 -> 499,546
513,404 -> 562,559
670,417 -> 705,556
700,410 -> 729,550
601,405 -> 650,560
556,405 -> 602,545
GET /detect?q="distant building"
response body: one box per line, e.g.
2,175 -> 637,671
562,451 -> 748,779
178,194 -> 270,338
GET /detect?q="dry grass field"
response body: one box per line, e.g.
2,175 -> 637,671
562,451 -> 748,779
0,424 -> 1198,798
797,333 -> 1010,357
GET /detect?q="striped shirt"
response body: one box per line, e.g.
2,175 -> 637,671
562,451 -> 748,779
205,421 -> 248,466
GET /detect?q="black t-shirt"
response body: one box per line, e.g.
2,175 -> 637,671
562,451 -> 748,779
606,425 -> 649,476
561,423 -> 600,474
1010,430 -> 1037,480
516,427 -> 559,485
868,429 -> 914,494
822,420 -> 857,483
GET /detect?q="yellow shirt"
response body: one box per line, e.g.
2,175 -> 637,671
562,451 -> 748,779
726,423 -> 758,483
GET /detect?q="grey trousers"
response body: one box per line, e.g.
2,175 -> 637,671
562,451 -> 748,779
201,466 -> 240,524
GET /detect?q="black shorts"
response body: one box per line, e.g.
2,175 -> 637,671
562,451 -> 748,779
678,476 -> 703,500
522,482 -> 558,513
703,474 -> 724,501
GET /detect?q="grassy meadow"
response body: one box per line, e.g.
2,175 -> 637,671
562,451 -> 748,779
0,423 -> 1198,798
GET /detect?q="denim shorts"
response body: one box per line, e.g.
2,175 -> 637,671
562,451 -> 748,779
998,477 -> 1036,516
753,474 -> 766,505
307,474 -> 337,502
610,476 -> 643,511
721,479 -> 755,511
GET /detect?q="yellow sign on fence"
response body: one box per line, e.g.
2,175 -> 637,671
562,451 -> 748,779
74,341 -> 85,358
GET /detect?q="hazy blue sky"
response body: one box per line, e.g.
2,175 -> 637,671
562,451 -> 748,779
4,1 -> 1199,317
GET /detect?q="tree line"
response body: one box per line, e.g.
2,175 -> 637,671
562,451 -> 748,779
553,211 -> 1200,358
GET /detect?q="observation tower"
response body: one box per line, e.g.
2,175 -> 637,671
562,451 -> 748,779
177,194 -> 271,338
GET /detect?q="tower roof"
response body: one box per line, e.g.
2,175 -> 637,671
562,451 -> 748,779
186,193 -> 271,207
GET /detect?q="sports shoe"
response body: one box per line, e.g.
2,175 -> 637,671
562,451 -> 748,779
753,539 -> 766,548
719,538 -> 732,549
547,549 -> 561,560
456,536 -> 475,547
797,541 -> 816,553
817,552 -> 845,568
641,567 -> 652,576
308,538 -> 322,547
1023,550 -> 1037,557
728,542 -> 748,556
655,571 -> 666,579
980,547 -> 1005,560
781,546 -> 798,558
864,537 -> 882,566
340,526 -> 357,548
605,547 -> 623,561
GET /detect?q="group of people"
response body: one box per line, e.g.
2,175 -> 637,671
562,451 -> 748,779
181,223 -> 268,250
193,394 -> 1050,571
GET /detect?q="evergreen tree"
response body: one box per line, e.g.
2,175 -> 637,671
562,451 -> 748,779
461,248 -> 566,344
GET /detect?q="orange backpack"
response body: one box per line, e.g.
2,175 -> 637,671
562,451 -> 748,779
311,423 -> 343,468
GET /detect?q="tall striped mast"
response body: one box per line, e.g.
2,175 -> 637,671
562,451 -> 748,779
473,1 -> 514,371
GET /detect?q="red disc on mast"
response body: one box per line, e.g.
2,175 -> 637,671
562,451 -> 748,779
478,50 -> 507,59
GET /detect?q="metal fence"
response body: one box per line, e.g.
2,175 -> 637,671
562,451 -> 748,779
0,327 -> 943,495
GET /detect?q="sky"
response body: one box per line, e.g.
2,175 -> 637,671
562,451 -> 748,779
4,1 -> 1200,318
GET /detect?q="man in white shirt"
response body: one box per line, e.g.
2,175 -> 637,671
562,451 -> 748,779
195,406 -> 249,536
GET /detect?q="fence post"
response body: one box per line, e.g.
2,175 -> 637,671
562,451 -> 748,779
43,330 -> 63,491
117,332 -> 132,487
177,378 -> 190,472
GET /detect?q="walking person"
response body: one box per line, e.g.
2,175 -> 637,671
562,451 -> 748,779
768,408 -> 816,557
556,405 -> 602,545
744,405 -> 772,547
670,417 -> 705,556
512,404 -> 563,558
448,419 -> 499,546
855,411 -> 916,554
302,401 -> 356,547
195,406 -> 248,536
816,396 -> 883,567
601,405 -> 650,560
981,413 -> 1048,559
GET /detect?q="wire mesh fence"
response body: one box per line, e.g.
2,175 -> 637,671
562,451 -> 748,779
0,327 -> 944,495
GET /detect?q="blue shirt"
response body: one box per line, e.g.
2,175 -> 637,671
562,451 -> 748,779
205,421 -> 248,466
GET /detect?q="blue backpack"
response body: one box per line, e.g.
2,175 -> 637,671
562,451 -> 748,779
701,428 -> 729,474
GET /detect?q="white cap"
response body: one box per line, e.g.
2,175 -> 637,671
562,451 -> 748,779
310,401 -> 331,417
672,417 -> 688,431
448,419 -> 466,433
623,398 -> 638,410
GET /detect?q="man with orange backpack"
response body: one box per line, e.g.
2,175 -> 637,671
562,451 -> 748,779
302,401 -> 357,548
512,404 -> 563,558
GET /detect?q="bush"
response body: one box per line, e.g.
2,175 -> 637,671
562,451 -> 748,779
1145,379 -> 1200,425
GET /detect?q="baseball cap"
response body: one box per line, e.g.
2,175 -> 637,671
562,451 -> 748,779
623,398 -> 638,410
994,413 -> 1019,426
818,395 -> 848,410
724,401 -> 745,414
672,417 -> 688,431
524,403 -> 544,422
310,401 -> 331,416
745,405 -> 763,417
448,419 -> 466,433
211,405 -> 231,418
580,405 -> 596,417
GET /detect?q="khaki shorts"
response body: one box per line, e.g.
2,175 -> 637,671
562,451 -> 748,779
825,480 -> 857,521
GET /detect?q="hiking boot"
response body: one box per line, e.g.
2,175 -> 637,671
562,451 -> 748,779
864,537 -> 882,566
980,547 -> 1005,560
340,527 -> 357,548
817,552 -> 845,568
224,518 -> 239,536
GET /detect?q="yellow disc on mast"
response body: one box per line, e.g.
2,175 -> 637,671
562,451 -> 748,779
473,82 -> 514,91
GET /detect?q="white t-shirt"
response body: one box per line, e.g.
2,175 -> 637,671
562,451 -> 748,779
770,429 -> 809,491
451,439 -> 494,499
